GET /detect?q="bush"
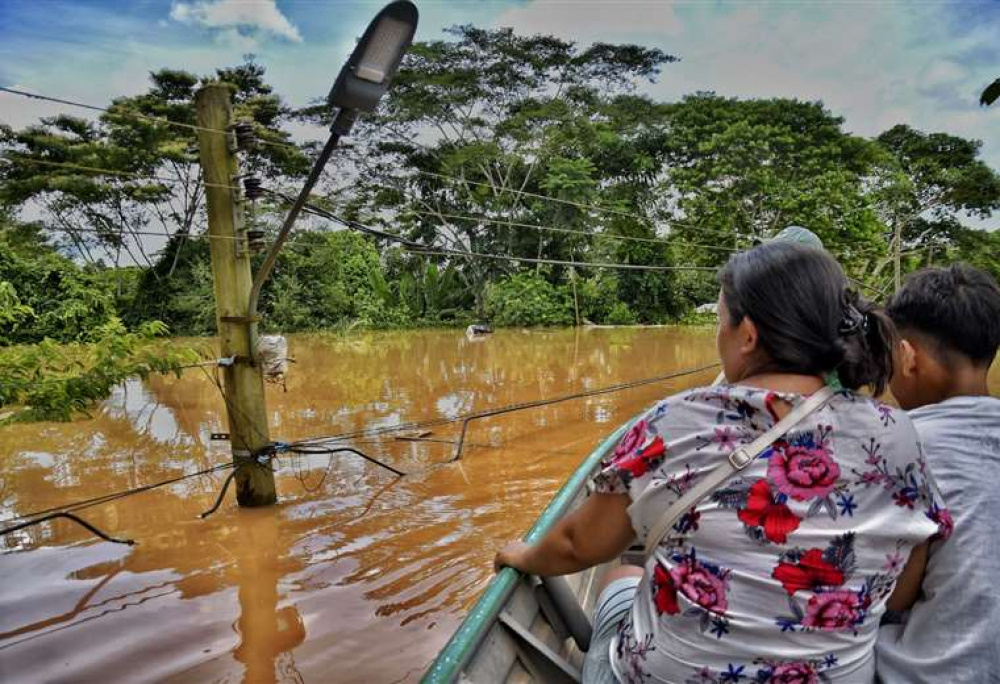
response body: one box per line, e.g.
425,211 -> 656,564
672,269 -> 719,316
0,225 -> 119,344
485,271 -> 574,327
605,301 -> 639,325
0,318 -> 200,422
577,273 -> 619,323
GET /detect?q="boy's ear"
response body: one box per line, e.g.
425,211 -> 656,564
899,338 -> 919,378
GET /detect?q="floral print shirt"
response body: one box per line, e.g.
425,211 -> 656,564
593,384 -> 951,684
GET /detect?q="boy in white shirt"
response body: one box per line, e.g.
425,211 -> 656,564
877,263 -> 1000,683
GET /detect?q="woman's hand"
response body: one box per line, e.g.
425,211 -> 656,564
494,540 -> 531,574
492,493 -> 634,578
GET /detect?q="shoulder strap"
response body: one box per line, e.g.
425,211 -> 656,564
642,385 -> 836,558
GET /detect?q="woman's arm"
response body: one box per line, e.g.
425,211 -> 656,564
494,492 -> 635,577
886,542 -> 928,612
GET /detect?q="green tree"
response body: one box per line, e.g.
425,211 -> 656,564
0,212 -> 201,421
0,61 -> 307,300
0,212 -> 117,344
655,95 -> 882,271
872,125 -> 1000,289
484,271 -> 574,326
302,26 -> 678,316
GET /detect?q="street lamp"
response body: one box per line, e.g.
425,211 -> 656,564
248,0 -> 419,317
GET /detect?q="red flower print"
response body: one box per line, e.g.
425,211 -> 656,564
613,435 -> 667,479
767,439 -> 840,501
802,590 -> 861,631
671,557 -> 728,614
771,549 -> 845,595
737,480 -> 802,544
928,504 -> 954,541
652,563 -> 679,615
766,662 -> 820,683
614,419 -> 647,458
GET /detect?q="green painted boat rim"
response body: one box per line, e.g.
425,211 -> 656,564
421,420 -> 631,684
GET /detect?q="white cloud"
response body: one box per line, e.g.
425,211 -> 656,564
169,0 -> 302,43
922,59 -> 965,88
214,27 -> 261,51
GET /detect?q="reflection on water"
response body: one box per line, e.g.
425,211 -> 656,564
9,326 -> 975,682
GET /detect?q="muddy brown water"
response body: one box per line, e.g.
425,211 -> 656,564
1,328 -> 996,683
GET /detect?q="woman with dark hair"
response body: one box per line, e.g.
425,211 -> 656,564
495,242 -> 950,683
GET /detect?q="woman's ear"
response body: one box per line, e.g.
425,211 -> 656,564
737,316 -> 759,356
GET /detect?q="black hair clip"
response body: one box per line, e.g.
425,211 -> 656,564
838,305 -> 865,337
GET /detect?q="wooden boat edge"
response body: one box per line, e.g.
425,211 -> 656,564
421,421 -> 630,683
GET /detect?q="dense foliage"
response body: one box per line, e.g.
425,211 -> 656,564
1,28 -> 999,420
0,211 -> 199,420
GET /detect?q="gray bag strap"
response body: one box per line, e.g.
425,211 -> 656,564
642,385 -> 836,558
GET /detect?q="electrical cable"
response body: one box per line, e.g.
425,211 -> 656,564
290,199 -> 719,273
3,156 -> 241,192
405,248 -> 717,272
0,86 -> 300,153
4,153 -> 937,271
0,84 -> 974,266
0,462 -> 235,526
0,512 -> 135,546
292,362 -> 721,449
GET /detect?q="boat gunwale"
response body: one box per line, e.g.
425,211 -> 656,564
421,420 -> 631,683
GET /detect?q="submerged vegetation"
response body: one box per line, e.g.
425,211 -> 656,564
1,27 -> 999,419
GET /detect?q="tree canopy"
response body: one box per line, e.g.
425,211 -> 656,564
0,27 -> 997,345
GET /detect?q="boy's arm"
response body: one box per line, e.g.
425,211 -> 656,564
886,542 -> 928,612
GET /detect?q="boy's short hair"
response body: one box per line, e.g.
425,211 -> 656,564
886,263 -> 1000,367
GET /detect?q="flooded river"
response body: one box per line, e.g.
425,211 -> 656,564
2,327 -> 997,683
0,327 -> 719,683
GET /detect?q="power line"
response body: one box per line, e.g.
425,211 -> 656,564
8,168 -> 929,288
295,201 -> 715,273
405,248 -> 717,272
449,362 -> 721,460
1,91 -> 940,265
4,156 -> 241,192
292,362 -> 721,449
405,204 -> 921,261
414,169 -> 671,226
0,86 -> 299,154
1,110 -> 949,281
0,85 -> 976,265
33,224 -> 239,244
2,86 -> 700,236
378,174 -> 913,260
0,462 -> 235,526
407,209 -> 750,253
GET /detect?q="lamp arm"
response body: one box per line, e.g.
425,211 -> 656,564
248,108 -> 357,317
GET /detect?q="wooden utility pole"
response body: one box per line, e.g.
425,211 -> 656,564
195,84 -> 276,507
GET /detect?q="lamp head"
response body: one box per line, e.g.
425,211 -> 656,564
328,1 -> 419,113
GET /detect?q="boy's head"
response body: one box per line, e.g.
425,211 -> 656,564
886,263 -> 1000,409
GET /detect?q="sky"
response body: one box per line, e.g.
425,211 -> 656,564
1,0 -> 998,220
